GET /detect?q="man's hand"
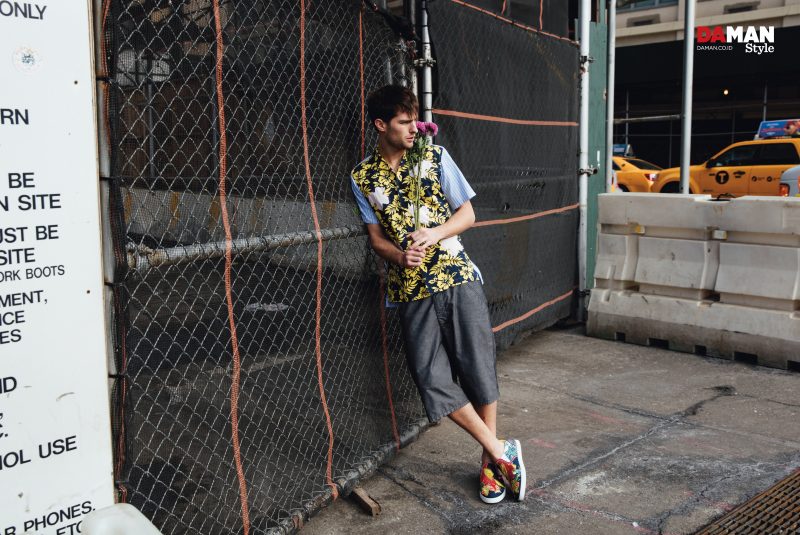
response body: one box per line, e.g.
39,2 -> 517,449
407,227 -> 442,249
401,244 -> 426,268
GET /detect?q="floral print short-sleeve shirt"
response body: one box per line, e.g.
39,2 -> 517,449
351,144 -> 478,303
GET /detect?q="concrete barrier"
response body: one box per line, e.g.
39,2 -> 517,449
588,193 -> 800,371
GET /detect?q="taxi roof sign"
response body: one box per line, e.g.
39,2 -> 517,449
613,144 -> 634,157
756,119 -> 800,139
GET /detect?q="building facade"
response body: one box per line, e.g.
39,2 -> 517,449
614,0 -> 800,168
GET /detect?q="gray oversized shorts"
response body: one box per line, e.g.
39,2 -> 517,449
398,280 -> 500,422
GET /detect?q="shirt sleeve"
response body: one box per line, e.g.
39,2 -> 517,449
350,176 -> 379,224
439,147 -> 476,209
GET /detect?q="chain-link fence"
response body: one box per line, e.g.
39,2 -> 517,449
97,0 -> 579,533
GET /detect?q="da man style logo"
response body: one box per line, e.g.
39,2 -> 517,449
696,26 -> 775,54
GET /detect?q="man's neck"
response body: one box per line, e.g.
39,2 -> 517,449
377,138 -> 405,172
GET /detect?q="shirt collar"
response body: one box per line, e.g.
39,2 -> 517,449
372,144 -> 408,173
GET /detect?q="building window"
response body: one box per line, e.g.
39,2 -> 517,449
629,15 -> 660,26
724,3 -> 759,14
617,0 -> 678,11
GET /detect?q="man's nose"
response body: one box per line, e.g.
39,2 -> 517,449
410,123 -> 418,133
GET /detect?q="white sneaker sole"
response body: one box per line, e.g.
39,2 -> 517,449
479,490 -> 506,504
513,439 -> 526,501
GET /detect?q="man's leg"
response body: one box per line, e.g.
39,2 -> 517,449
475,401 -> 498,463
448,402 -> 504,460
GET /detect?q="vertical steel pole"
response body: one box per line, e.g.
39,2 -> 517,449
679,0 -> 696,194
378,0 -> 394,84
762,83 -> 768,122
407,0 -> 417,94
605,0 -> 616,193
668,119 -> 673,167
405,0 -> 416,28
420,0 -> 433,123
624,89 -> 629,147
578,0 -> 591,317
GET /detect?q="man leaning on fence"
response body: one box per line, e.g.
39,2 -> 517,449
349,85 -> 526,504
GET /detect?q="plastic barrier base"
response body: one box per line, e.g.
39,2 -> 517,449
589,289 -> 800,371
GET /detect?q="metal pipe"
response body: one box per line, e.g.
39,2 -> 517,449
420,1 -> 433,123
624,90 -> 629,146
615,114 -> 680,124
408,51 -> 417,93
407,0 -> 417,94
126,224 -> 366,272
668,119 -> 673,167
405,0 -> 415,28
762,83 -> 768,122
679,0 -> 696,194
378,0 -> 393,83
578,0 -> 591,318
605,0 -> 616,193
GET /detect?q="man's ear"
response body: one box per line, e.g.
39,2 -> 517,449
374,118 -> 387,133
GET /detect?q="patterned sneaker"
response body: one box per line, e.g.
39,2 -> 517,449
479,461 -> 506,504
495,439 -> 526,501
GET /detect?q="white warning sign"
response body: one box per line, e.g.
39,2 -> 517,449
1,1 -> 115,533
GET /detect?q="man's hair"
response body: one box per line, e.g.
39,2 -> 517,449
366,85 -> 418,126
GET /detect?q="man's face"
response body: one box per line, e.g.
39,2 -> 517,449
376,111 -> 418,151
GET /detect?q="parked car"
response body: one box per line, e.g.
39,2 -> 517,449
780,164 -> 800,197
612,156 -> 662,192
651,138 -> 800,196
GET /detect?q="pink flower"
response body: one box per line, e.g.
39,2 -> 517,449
415,121 -> 439,137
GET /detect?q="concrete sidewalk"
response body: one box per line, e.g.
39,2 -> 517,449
304,327 -> 800,534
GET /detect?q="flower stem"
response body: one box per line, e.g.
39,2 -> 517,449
415,157 -> 422,231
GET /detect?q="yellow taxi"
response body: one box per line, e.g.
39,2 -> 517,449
651,138 -> 800,196
612,156 -> 662,192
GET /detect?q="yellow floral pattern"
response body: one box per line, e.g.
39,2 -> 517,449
352,145 -> 478,303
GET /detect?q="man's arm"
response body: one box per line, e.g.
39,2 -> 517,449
408,147 -> 477,248
350,176 -> 425,268
366,224 -> 425,268
407,201 -> 475,249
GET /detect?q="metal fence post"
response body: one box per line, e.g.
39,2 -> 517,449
419,0 -> 433,123
605,0 -> 616,193
578,0 -> 591,316
679,0 -> 696,194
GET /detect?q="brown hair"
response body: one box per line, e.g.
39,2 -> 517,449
366,85 -> 418,127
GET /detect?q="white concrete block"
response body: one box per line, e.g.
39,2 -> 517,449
598,192 -> 712,230
716,242 -> 800,306
594,233 -> 638,289
634,237 -> 718,298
